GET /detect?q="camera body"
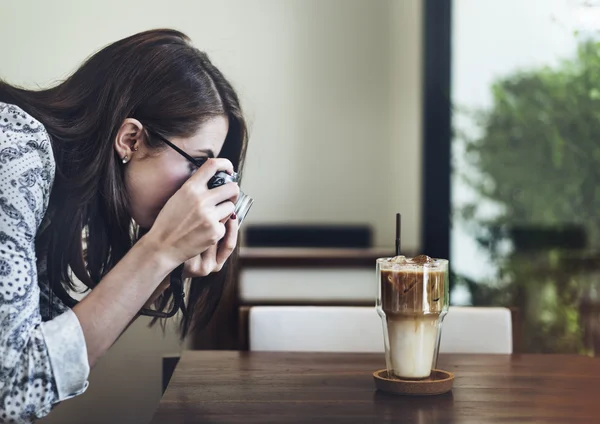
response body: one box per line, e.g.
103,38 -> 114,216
207,171 -> 240,189
207,171 -> 253,226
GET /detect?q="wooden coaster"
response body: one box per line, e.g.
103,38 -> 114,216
373,369 -> 454,396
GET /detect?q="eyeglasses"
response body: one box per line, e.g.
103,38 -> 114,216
145,126 -> 209,169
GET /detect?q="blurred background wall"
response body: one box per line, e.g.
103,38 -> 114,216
1,0 -> 423,250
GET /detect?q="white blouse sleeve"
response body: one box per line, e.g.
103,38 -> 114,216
0,103 -> 90,423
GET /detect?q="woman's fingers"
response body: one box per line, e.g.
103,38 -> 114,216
198,244 -> 219,277
214,200 -> 236,222
217,216 -> 239,266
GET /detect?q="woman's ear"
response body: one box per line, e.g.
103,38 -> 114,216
114,118 -> 143,164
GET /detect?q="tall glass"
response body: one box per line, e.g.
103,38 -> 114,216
376,256 -> 449,380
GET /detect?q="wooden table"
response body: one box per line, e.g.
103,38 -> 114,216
151,351 -> 600,423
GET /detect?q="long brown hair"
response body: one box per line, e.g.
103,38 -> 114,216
0,29 -> 247,338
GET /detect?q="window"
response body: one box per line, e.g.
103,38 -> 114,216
424,0 -> 600,353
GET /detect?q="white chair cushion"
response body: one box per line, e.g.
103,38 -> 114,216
249,306 -> 512,354
440,306 -> 513,354
250,306 -> 382,353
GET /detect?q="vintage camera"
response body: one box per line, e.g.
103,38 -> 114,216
207,171 -> 253,226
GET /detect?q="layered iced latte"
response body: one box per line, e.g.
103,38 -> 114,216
376,255 -> 449,380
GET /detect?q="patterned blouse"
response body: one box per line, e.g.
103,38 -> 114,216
0,102 -> 89,423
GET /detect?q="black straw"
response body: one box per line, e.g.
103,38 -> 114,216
395,213 -> 401,256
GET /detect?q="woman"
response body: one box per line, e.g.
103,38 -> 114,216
0,28 -> 247,423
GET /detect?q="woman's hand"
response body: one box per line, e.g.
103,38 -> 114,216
143,215 -> 239,308
144,158 -> 240,269
182,215 -> 239,277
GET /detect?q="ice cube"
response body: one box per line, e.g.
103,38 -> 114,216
409,255 -> 434,265
389,255 -> 407,264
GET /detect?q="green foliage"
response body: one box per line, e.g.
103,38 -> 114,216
456,40 -> 600,353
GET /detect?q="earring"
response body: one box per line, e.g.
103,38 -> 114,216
122,154 -> 129,164
132,145 -> 139,152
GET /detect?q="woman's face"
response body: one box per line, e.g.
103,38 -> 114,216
115,115 -> 229,229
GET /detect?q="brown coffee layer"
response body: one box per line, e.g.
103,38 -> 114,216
381,269 -> 445,314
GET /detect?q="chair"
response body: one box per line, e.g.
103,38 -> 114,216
248,306 -> 513,354
440,306 -> 513,354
